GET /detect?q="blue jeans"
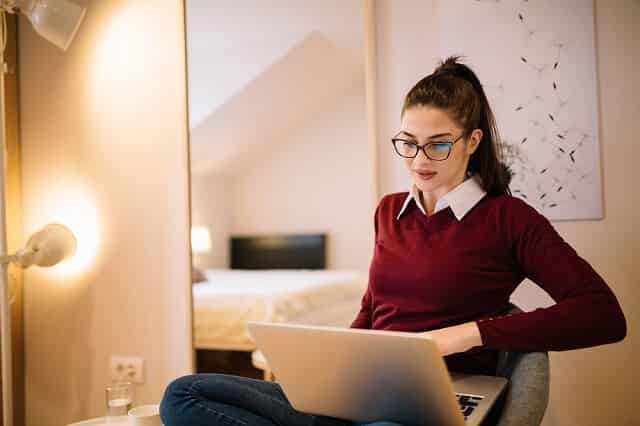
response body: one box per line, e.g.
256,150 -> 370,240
159,374 -> 404,426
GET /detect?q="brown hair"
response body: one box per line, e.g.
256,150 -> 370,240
401,56 -> 512,196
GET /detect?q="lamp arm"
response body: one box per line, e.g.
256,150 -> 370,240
0,247 -> 36,266
0,253 -> 17,264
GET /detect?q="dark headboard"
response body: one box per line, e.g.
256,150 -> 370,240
230,234 -> 326,269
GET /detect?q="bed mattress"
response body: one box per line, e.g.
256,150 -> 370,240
192,269 -> 366,350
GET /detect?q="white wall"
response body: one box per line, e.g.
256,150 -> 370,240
19,1 -> 192,424
232,86 -> 372,272
192,86 -> 372,273
375,1 -> 638,425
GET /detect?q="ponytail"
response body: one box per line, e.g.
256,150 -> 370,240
402,56 -> 512,196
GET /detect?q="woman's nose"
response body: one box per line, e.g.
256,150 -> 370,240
413,148 -> 433,164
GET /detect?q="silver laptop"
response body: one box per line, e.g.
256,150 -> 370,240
247,322 -> 508,426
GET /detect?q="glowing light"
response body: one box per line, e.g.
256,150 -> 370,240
28,183 -> 101,278
89,3 -> 153,124
191,226 -> 212,254
91,4 -> 150,87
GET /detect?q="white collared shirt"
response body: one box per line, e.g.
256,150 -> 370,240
396,173 -> 487,221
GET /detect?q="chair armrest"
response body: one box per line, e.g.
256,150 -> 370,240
484,303 -> 550,426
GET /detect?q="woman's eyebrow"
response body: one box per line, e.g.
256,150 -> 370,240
397,131 -> 453,139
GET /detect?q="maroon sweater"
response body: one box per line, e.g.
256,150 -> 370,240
350,192 -> 627,375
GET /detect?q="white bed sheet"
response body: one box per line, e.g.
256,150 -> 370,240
193,269 -> 366,350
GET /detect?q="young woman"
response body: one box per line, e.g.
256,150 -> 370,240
159,57 -> 626,426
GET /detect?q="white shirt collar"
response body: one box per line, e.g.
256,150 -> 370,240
396,173 -> 487,221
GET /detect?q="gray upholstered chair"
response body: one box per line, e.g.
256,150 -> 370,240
481,303 -> 550,426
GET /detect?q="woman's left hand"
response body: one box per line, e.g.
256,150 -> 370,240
420,322 -> 484,356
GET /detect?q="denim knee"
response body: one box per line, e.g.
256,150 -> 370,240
162,374 -> 199,400
159,374 -> 200,425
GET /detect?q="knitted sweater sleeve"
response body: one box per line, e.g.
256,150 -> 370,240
475,197 -> 627,351
350,199 -> 384,329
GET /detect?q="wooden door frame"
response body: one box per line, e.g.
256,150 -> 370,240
0,13 -> 24,426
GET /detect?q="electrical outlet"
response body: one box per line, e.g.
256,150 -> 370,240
110,355 -> 145,384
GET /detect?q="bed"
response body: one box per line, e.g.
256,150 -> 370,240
192,234 -> 366,354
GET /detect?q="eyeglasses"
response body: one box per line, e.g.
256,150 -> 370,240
391,134 -> 465,161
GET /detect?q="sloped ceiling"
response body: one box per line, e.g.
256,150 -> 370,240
190,32 -> 363,176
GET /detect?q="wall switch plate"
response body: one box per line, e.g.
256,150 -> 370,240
110,355 -> 145,384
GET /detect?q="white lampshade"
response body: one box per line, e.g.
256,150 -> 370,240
191,226 -> 212,254
19,0 -> 87,50
15,223 -> 77,268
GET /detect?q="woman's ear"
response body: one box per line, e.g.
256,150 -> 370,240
467,129 -> 483,154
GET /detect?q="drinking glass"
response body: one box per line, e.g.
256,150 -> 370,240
105,381 -> 134,417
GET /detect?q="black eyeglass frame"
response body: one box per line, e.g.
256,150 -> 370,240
391,133 -> 465,161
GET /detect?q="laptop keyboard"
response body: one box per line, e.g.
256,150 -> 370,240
455,393 -> 485,421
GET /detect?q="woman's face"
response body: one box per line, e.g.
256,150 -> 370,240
398,105 -> 482,200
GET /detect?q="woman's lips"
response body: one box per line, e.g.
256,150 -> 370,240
415,171 -> 437,180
